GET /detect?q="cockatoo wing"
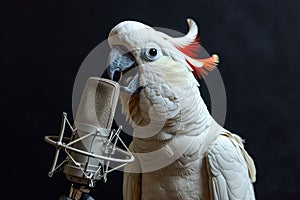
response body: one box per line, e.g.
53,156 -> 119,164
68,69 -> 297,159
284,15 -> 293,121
123,142 -> 141,200
206,132 -> 256,200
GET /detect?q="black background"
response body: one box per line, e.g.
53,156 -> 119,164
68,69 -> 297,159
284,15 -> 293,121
2,0 -> 300,199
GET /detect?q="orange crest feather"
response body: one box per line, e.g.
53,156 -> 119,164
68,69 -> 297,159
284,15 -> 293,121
175,35 -> 219,78
185,55 -> 219,78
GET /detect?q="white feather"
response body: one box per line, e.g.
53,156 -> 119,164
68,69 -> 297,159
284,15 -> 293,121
207,133 -> 256,200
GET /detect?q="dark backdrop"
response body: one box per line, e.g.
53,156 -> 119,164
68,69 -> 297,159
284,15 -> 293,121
2,0 -> 300,199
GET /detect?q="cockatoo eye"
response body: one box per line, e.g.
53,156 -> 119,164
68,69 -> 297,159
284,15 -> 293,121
141,43 -> 163,61
149,48 -> 157,56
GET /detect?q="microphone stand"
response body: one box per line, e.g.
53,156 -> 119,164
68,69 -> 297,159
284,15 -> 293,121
59,184 -> 94,200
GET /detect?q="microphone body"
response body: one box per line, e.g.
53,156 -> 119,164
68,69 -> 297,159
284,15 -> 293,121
63,77 -> 119,186
44,77 -> 134,200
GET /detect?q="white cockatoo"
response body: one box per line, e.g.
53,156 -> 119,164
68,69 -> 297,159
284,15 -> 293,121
107,18 -> 256,200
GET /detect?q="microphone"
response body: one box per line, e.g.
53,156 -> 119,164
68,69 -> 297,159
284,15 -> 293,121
44,77 -> 134,200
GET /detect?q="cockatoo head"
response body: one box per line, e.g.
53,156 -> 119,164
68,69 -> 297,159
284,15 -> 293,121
108,19 -> 218,125
107,19 -> 219,124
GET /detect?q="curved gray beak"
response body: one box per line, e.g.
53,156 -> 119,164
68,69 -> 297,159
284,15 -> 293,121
107,47 -> 136,80
107,47 -> 140,94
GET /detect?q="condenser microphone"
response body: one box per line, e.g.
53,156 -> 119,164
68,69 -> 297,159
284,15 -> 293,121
44,77 -> 134,200
64,77 -> 120,186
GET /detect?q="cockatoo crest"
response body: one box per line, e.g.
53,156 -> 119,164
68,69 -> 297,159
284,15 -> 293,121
168,19 -> 219,78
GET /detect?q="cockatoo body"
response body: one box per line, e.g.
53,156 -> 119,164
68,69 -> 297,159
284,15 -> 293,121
107,19 -> 256,200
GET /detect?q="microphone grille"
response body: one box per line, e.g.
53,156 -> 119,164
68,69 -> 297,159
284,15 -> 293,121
75,77 -> 120,129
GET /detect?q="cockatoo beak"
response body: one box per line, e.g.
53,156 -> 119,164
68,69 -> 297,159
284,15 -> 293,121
107,47 -> 136,81
107,46 -> 141,94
